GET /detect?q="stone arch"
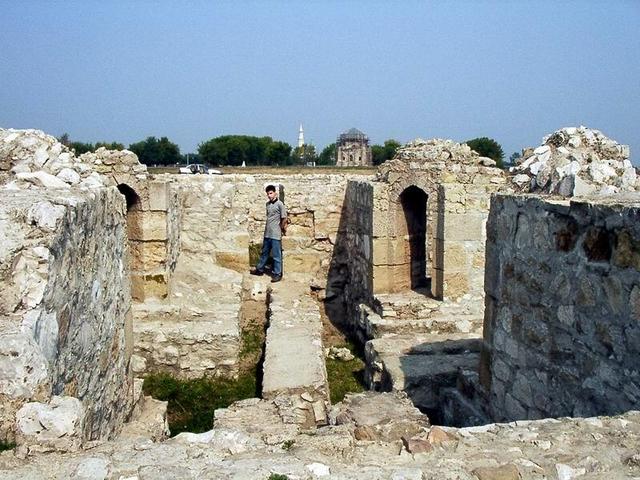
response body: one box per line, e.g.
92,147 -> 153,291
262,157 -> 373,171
398,185 -> 428,290
374,177 -> 444,298
117,183 -> 141,212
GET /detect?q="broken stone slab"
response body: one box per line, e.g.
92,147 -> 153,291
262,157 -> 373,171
364,314 -> 483,339
330,391 -> 429,442
473,464 -> 521,480
15,171 -> 71,190
170,428 -> 262,455
213,398 -> 300,446
119,396 -> 169,442
15,396 -> 85,457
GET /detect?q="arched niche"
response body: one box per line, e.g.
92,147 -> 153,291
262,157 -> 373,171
398,185 -> 429,290
117,183 -> 143,301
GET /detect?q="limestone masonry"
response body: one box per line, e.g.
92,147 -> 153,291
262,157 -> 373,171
1,126 -> 639,478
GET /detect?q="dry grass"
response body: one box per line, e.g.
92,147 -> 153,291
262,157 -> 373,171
147,165 -> 376,175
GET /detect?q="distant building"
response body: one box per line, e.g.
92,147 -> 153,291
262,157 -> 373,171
298,124 -> 305,148
336,128 -> 372,167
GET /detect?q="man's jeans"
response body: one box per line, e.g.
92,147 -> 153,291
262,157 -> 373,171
256,237 -> 282,276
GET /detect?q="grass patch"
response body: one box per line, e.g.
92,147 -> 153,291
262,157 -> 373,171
143,318 -> 267,435
0,441 -> 16,452
267,475 -> 290,480
240,323 -> 264,359
326,341 -> 366,404
143,370 -> 258,435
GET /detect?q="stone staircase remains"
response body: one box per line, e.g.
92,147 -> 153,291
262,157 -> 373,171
359,289 -> 489,426
131,255 -> 243,379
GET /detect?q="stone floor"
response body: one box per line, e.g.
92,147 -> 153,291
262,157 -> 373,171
1,398 -> 639,479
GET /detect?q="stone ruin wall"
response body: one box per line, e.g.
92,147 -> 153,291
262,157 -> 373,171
169,173 -> 375,296
0,129 -> 160,447
0,188 -> 134,445
4,124 -> 640,458
372,139 -> 508,305
482,193 -> 640,421
127,179 -> 181,302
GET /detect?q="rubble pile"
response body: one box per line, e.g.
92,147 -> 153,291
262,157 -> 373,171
510,126 -> 636,196
0,128 -> 146,191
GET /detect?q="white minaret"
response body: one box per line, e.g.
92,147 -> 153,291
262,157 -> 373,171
298,124 -> 305,148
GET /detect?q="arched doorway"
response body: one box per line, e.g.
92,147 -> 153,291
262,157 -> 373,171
399,186 -> 428,290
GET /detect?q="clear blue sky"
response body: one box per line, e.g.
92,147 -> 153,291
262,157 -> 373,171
1,1 -> 639,163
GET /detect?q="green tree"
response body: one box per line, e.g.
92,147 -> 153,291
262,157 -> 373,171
129,136 -> 181,166
318,143 -> 336,166
508,151 -> 521,166
371,139 -> 401,165
95,141 -> 125,150
265,140 -> 292,165
68,141 -> 94,155
290,145 -> 317,166
198,135 -> 292,166
465,137 -> 504,168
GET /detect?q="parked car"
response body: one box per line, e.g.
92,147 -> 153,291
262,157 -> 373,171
178,164 -> 222,175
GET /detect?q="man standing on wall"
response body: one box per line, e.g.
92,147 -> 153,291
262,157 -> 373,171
250,184 -> 287,283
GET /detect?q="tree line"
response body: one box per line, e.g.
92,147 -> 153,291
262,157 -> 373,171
58,133 -> 508,168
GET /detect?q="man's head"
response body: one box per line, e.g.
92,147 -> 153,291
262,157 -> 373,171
265,184 -> 277,202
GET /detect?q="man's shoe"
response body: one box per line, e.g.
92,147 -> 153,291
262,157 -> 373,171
250,268 -> 264,276
271,275 -> 282,283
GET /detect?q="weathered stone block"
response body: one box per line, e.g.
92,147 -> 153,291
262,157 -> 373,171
283,252 -> 322,273
443,271 -> 470,299
282,235 -> 313,251
127,211 -> 168,241
372,237 -> 406,266
16,396 -> 85,456
442,213 -> 486,241
129,240 -> 167,271
373,264 -> 410,293
215,251 -> 250,273
443,242 -> 470,270
148,181 -> 170,212
314,212 -> 341,239
131,272 -> 169,301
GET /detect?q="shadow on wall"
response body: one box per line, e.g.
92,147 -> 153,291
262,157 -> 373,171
323,181 -> 374,338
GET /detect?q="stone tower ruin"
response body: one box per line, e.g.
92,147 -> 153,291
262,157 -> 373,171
336,127 -> 372,167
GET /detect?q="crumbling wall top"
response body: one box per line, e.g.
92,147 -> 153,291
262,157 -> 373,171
0,128 -> 147,192
375,138 -> 506,191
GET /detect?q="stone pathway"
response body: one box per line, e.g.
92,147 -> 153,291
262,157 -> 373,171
2,404 -> 639,479
261,274 -> 330,427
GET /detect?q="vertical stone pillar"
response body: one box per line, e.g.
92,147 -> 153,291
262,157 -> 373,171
129,180 -> 174,301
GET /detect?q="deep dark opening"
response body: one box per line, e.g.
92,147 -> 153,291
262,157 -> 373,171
400,186 -> 428,289
117,184 -> 141,211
